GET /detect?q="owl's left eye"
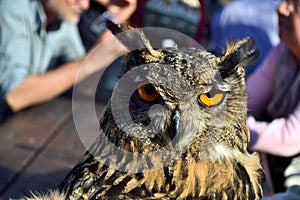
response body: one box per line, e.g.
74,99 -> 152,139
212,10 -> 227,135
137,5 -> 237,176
198,90 -> 225,107
137,83 -> 159,102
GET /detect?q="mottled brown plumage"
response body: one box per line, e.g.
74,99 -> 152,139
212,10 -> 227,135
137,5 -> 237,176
23,21 -> 264,200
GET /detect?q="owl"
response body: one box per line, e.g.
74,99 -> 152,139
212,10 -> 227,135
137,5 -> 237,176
22,21 -> 264,200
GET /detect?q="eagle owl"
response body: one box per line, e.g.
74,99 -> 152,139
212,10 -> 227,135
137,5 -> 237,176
23,21 -> 264,200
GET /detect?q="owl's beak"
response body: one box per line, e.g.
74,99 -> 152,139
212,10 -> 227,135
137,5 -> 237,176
170,108 -> 181,146
170,108 -> 196,148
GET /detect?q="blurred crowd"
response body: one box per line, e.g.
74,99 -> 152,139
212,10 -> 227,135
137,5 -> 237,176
1,0 -> 300,198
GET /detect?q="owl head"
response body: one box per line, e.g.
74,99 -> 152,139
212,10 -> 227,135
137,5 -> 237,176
96,21 -> 259,172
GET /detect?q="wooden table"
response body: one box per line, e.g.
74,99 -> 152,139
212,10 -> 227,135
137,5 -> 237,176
0,95 -> 105,199
0,72 -> 106,199
0,78 -> 274,199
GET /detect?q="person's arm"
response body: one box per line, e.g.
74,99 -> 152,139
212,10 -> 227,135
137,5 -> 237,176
6,59 -> 82,112
247,103 -> 300,157
6,35 -> 126,112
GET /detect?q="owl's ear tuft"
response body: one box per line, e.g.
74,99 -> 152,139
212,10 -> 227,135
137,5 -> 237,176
106,20 -> 129,35
218,37 -> 259,79
106,20 -> 163,63
106,20 -> 144,49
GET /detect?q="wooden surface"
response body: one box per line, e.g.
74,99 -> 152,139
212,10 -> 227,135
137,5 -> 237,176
0,79 -> 274,199
0,96 -> 105,199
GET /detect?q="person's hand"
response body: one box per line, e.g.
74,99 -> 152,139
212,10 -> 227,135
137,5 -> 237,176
107,0 -> 137,23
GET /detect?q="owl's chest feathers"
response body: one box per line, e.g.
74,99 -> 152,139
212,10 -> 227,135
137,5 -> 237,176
104,151 -> 262,199
91,135 -> 261,198
66,148 -> 262,199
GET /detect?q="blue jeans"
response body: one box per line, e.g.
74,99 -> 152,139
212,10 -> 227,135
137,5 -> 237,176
263,186 -> 300,200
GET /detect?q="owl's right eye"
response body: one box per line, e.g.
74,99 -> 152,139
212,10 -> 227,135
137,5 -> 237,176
137,84 -> 159,102
198,90 -> 225,107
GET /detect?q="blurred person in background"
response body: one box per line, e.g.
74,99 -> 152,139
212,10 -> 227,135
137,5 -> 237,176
130,0 -> 207,47
246,0 -> 300,198
0,0 -> 125,123
210,0 -> 280,77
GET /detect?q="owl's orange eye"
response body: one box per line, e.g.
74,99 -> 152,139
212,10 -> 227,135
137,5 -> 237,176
137,84 -> 159,102
198,91 -> 225,107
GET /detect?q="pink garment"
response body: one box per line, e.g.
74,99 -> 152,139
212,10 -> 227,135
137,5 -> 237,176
247,42 -> 300,157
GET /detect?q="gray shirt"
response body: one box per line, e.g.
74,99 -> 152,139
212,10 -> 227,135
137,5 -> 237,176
0,0 -> 85,121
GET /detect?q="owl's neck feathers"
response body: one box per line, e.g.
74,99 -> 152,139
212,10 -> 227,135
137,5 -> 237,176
110,141 -> 263,199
